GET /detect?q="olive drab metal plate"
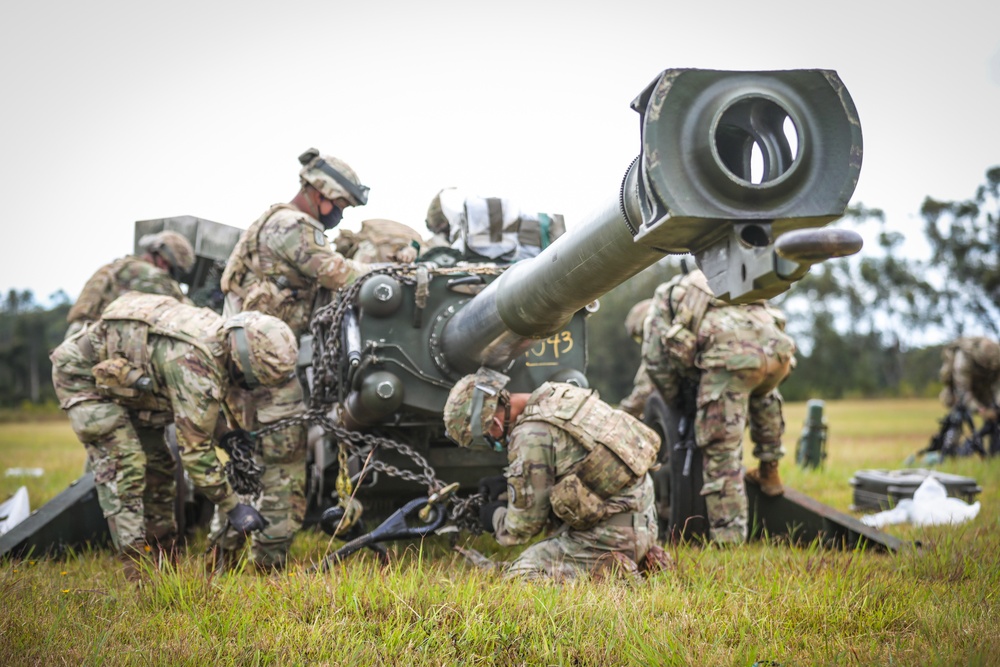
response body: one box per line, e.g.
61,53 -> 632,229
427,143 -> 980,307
353,270 -> 589,419
134,216 -> 243,286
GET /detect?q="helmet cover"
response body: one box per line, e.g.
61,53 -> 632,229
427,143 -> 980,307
222,311 -> 298,388
139,230 -> 196,273
298,147 -> 369,206
443,367 -> 511,448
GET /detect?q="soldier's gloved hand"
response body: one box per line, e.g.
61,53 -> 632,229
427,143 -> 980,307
477,475 -> 507,502
227,503 -> 266,534
478,500 -> 505,534
394,245 -> 418,263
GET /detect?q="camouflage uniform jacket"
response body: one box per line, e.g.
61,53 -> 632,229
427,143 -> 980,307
67,255 -> 189,325
494,384 -> 655,548
642,270 -> 794,407
940,336 -> 1000,412
221,203 -> 368,336
62,294 -> 242,512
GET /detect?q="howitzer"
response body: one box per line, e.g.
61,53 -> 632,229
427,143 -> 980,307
3,68 -> 881,559
303,68 -> 866,521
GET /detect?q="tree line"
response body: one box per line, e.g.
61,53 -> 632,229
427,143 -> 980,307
1,167 -> 997,409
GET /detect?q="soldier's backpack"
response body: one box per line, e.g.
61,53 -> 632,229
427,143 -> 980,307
335,219 -> 423,262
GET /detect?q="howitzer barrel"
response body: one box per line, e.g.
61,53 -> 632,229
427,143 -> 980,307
442,68 -> 863,373
441,191 -> 661,373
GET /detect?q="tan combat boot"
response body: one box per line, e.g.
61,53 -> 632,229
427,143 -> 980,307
118,543 -> 150,584
747,460 -> 784,497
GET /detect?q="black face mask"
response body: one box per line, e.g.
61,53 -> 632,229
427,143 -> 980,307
318,203 -> 344,230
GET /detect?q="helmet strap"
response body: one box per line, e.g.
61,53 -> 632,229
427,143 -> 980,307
499,390 -> 511,439
231,326 -> 260,390
312,159 -> 370,206
469,384 -> 504,452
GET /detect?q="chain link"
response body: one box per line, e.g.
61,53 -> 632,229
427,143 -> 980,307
251,263 -> 508,526
218,429 -> 265,497
448,492 -> 488,535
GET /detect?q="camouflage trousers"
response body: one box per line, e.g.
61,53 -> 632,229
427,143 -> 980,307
504,502 -> 658,581
52,337 -> 178,553
216,383 -> 307,569
67,402 -> 178,552
696,367 -> 786,545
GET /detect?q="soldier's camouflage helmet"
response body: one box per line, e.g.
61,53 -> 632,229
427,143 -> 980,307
443,367 -> 511,449
138,231 -> 196,273
298,147 -> 369,207
425,188 -> 454,234
222,311 -> 298,389
625,298 -> 653,343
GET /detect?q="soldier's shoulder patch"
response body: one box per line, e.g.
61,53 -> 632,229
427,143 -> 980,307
314,229 -> 327,246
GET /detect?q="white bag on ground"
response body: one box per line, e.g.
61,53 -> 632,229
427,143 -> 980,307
861,475 -> 980,528
0,486 -> 30,536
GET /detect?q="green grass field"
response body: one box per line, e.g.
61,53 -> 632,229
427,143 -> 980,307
1,399 -> 998,665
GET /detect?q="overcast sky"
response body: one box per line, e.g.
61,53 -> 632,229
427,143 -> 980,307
2,0 -> 998,303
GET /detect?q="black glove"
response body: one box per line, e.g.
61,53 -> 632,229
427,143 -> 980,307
478,475 -> 507,502
227,502 -> 266,534
478,500 -> 505,534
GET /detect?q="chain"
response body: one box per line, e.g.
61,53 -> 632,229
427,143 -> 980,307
218,429 -> 265,497
252,263 -> 508,523
253,408 -> 446,493
448,492 -> 488,535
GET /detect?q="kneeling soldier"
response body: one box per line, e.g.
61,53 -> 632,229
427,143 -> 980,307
444,369 -> 659,580
51,293 -> 301,578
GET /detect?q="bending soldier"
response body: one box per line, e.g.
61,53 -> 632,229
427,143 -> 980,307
66,230 -> 195,337
619,298 -> 655,419
444,368 -> 659,580
219,148 -> 372,570
642,269 -> 795,545
939,336 -> 1000,421
334,218 -> 421,264
50,293 -> 300,578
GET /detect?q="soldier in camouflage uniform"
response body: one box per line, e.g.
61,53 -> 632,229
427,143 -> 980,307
66,230 -> 195,337
939,336 -> 1000,420
444,368 -> 659,580
642,269 -> 795,545
50,293 -> 300,576
334,219 -> 421,264
218,148 -> 373,569
619,298 -> 655,419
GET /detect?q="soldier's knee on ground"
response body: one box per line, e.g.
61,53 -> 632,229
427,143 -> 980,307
589,551 -> 639,581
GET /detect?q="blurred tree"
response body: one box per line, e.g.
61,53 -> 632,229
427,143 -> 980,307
0,289 -> 68,406
922,166 -> 1000,336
